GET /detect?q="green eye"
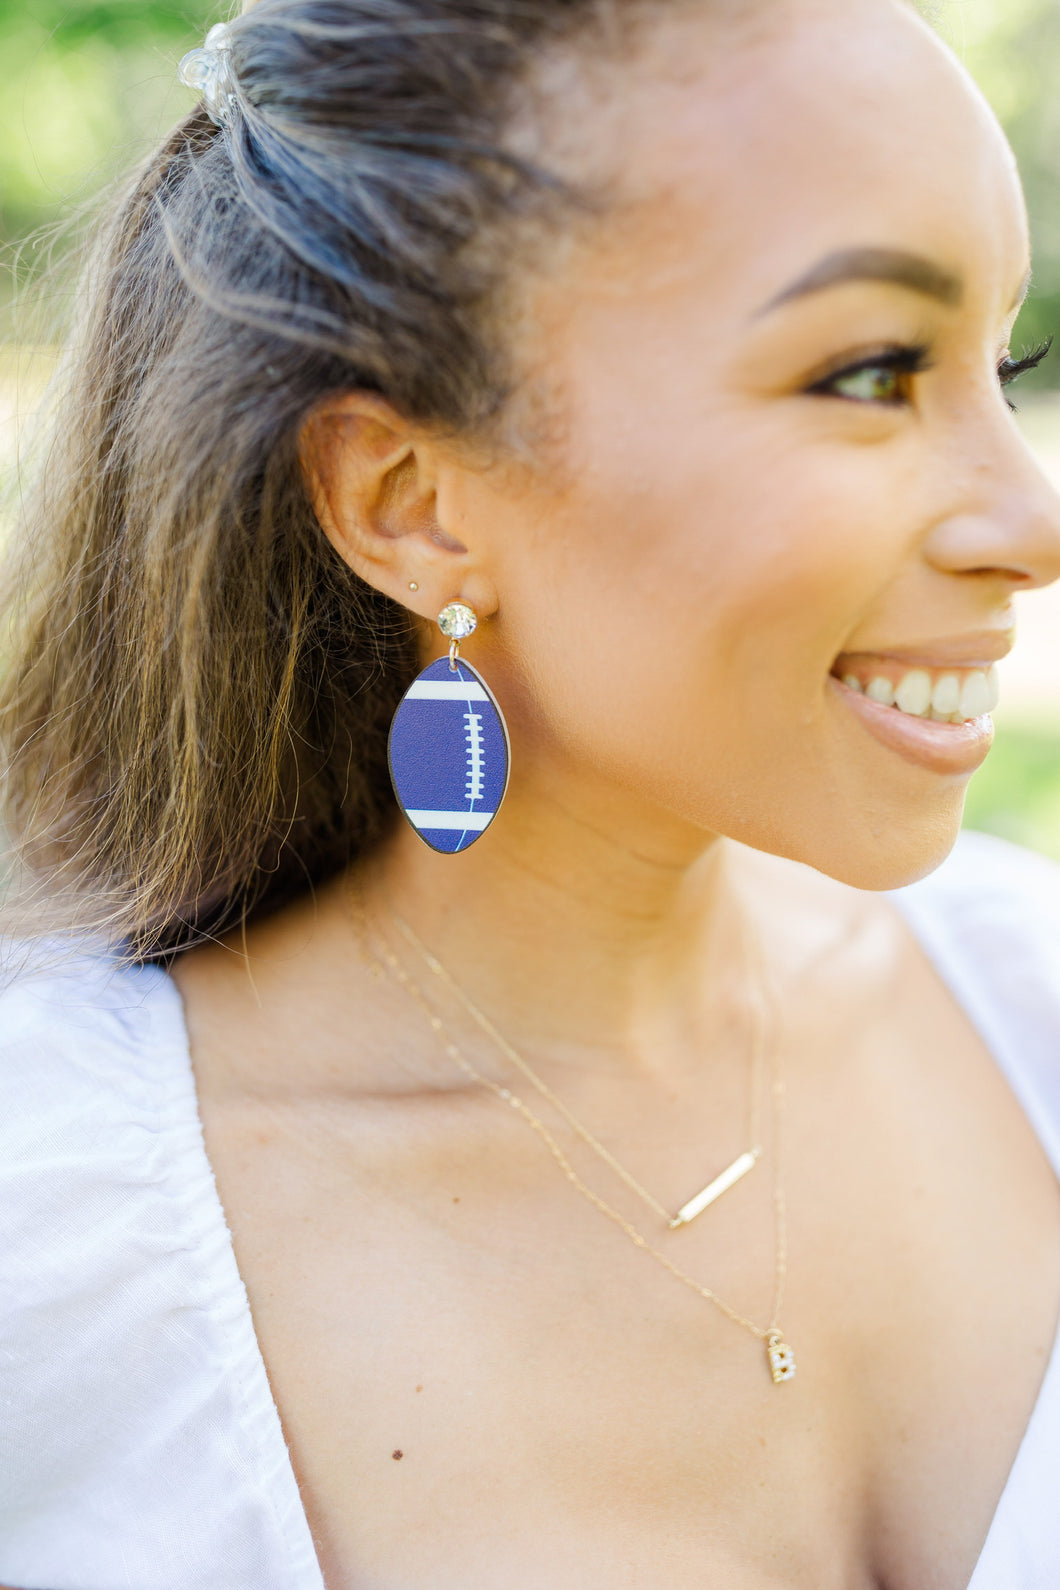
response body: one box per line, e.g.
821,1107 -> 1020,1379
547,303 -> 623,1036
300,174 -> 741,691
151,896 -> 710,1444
807,345 -> 931,405
830,365 -> 905,403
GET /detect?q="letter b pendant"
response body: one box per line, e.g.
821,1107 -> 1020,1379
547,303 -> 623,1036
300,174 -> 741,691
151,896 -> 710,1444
766,1331 -> 796,1384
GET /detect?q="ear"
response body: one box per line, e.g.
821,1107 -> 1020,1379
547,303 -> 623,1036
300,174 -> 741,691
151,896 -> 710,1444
299,391 -> 498,621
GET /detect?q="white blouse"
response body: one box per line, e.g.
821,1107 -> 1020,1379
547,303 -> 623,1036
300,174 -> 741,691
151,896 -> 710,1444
1,829 -> 1058,1590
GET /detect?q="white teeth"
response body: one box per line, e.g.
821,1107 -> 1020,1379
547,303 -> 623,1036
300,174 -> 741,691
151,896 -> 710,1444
841,663 -> 1002,723
959,671 -> 992,720
894,669 -> 932,718
930,673 -> 961,718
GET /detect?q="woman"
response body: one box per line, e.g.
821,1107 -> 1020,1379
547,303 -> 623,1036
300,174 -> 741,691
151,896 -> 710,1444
1,0 -> 1059,1584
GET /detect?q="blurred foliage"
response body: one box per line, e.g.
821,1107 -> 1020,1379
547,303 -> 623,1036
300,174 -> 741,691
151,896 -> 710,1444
0,0 -> 214,316
2,0 -> 1060,366
940,0 -> 1060,393
964,723 -> 1060,861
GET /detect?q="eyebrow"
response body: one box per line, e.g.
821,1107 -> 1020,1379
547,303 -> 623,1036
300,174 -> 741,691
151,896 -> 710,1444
757,247 -> 965,316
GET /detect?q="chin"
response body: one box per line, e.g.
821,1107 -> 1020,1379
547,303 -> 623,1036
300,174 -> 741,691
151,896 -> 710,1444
738,790 -> 970,894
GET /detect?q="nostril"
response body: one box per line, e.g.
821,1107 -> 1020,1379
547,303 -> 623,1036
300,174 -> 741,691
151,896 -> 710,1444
968,567 -> 1037,583
923,507 -> 1060,587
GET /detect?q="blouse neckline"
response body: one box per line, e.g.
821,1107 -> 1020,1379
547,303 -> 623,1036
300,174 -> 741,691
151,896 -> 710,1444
143,870 -> 1060,1590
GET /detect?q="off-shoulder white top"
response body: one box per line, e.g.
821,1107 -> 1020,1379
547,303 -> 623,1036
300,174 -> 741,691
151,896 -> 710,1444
1,830 -> 1058,1590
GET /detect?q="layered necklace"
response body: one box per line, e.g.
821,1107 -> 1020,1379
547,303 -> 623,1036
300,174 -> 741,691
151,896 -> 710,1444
348,880 -> 796,1384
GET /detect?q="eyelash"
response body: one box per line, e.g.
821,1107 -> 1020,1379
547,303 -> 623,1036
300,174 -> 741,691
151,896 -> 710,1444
809,336 -> 1054,410
997,339 -> 1054,403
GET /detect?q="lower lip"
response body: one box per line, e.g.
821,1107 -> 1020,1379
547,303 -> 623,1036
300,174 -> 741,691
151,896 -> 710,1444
828,675 -> 994,776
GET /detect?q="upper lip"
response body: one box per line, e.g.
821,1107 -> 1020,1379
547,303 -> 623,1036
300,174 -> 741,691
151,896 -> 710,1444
833,629 -> 1016,670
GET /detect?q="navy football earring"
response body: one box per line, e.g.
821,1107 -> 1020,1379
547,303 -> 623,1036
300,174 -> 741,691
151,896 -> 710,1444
388,601 -> 510,854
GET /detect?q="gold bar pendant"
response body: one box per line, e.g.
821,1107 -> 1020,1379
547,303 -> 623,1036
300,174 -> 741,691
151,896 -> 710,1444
668,1148 -> 760,1229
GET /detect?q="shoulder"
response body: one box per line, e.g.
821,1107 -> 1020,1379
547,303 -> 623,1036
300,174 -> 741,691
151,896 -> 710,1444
0,940 -> 188,1134
891,827 -> 1060,971
0,942 -> 203,1355
892,831 -> 1060,1160
0,942 -> 195,1296
0,949 -> 246,1525
0,945 -> 322,1582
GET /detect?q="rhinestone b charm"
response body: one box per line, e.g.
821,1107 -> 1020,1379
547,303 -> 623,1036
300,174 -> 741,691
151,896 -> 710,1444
766,1332 -> 796,1384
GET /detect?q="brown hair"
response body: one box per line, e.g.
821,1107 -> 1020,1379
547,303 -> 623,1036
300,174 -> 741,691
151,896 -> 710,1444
0,0 -> 612,965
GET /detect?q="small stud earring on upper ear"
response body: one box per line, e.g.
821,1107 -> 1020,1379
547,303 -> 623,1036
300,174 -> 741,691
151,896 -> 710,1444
408,580 -> 419,592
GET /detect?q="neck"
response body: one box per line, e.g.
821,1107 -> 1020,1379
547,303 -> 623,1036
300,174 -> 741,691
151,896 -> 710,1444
362,760 -> 759,1077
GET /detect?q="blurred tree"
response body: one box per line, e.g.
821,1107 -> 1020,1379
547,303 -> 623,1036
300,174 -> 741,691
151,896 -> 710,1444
0,1 -> 213,293
941,0 -> 1060,392
2,0 -> 1060,378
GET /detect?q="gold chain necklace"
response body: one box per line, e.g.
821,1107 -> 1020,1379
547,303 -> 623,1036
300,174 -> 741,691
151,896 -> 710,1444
391,909 -> 765,1231
347,881 -> 797,1384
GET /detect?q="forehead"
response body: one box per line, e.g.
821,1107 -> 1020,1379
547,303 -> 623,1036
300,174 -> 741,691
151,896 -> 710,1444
533,0 -> 1026,316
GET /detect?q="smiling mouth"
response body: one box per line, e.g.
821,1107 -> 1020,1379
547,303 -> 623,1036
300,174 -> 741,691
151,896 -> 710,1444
830,655 -> 1001,722
827,650 -> 1002,776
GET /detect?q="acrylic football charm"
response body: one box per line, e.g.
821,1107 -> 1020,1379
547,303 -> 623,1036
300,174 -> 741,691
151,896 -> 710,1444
388,655 -> 510,854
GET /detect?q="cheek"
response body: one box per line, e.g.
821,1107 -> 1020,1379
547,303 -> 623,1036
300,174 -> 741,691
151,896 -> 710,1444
473,407 -> 952,888
494,423 -> 909,788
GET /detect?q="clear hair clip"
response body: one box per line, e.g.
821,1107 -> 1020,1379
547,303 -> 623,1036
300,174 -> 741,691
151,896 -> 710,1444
178,21 -> 237,127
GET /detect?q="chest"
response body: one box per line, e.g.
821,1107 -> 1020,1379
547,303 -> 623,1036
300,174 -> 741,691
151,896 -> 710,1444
194,991 -> 1060,1590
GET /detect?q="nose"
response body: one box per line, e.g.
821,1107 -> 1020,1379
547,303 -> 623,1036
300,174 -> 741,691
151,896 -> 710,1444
923,409 -> 1060,591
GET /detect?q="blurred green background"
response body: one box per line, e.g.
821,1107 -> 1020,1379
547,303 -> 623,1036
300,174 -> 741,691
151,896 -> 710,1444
1,0 -> 1059,857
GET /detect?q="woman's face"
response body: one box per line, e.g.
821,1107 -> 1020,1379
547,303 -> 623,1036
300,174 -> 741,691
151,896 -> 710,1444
435,0 -> 1060,889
